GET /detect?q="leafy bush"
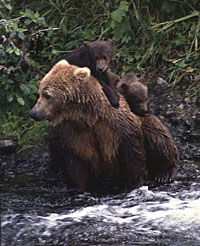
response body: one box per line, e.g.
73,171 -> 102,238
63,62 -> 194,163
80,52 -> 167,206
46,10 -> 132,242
0,0 -> 200,147
0,6 -> 54,143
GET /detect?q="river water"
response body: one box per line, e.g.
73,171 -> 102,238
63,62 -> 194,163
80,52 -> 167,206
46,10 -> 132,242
1,159 -> 200,246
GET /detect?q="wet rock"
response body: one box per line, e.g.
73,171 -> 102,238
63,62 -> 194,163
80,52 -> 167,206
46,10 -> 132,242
148,81 -> 200,163
157,77 -> 168,88
0,139 -> 17,155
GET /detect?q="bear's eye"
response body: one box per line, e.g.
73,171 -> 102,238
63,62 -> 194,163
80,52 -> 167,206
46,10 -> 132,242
43,93 -> 51,100
103,56 -> 107,60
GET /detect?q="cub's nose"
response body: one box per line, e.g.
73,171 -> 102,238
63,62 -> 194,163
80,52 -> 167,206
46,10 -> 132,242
97,66 -> 103,72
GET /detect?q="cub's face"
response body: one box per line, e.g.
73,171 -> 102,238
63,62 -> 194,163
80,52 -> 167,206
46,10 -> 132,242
29,60 -> 91,124
119,82 -> 149,116
83,39 -> 115,72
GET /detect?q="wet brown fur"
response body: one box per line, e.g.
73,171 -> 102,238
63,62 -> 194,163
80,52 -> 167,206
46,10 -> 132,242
117,73 -> 148,116
30,61 -> 146,192
117,73 -> 179,182
52,39 -> 120,108
141,115 -> 179,182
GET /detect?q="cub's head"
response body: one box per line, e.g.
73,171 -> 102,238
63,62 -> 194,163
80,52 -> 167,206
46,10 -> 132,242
29,60 -> 95,125
117,74 -> 149,116
83,39 -> 116,73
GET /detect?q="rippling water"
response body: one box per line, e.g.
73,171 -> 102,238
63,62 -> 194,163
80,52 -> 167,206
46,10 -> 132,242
2,170 -> 200,246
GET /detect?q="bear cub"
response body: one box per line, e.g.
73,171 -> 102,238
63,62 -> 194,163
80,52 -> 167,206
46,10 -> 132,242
52,39 -> 120,108
117,73 -> 149,116
117,73 -> 179,183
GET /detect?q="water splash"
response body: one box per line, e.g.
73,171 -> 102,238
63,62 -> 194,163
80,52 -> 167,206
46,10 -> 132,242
2,182 -> 200,246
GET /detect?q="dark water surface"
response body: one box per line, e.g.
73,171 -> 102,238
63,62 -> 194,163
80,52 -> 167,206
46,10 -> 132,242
1,160 -> 200,246
1,83 -> 200,245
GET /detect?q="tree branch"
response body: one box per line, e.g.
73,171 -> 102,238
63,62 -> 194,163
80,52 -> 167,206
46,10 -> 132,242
1,26 -> 60,75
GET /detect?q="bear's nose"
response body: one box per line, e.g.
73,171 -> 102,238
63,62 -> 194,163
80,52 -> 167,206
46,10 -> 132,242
29,110 -> 38,120
97,66 -> 103,72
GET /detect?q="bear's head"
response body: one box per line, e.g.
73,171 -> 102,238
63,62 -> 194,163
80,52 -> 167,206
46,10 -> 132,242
117,74 -> 149,116
83,39 -> 116,73
30,60 -> 105,125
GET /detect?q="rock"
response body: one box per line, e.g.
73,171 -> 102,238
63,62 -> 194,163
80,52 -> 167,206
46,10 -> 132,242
157,77 -> 168,88
0,139 -> 17,155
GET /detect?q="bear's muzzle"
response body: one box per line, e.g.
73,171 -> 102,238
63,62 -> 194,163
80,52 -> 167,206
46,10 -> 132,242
29,106 -> 46,121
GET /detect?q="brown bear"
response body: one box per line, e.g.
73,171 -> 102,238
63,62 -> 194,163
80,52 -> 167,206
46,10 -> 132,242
30,60 -> 146,193
116,73 -> 149,116
117,73 -> 179,183
52,39 -> 120,108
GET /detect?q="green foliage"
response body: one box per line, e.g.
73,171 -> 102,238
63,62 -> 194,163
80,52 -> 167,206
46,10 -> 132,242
0,8 -> 47,114
0,0 -> 200,148
0,5 -> 56,145
111,1 -> 129,23
0,112 -> 49,149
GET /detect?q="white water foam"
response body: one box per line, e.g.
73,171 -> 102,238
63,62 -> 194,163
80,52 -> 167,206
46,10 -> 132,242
2,184 -> 200,245
33,185 -> 200,238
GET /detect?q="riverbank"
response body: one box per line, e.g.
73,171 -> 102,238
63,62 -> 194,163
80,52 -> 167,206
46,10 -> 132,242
1,78 -> 200,186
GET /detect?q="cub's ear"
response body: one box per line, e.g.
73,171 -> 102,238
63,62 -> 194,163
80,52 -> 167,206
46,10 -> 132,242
73,67 -> 91,80
83,41 -> 91,49
110,39 -> 116,47
138,77 -> 146,84
121,83 -> 129,91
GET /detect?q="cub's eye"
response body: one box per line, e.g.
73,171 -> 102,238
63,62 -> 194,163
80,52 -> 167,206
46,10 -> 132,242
43,93 -> 51,99
103,56 -> 107,60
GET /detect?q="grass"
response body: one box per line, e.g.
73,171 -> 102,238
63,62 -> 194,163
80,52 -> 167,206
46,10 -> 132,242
0,113 -> 50,153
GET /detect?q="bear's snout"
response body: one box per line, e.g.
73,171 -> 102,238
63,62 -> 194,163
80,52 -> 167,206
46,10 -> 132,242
96,59 -> 108,73
29,107 -> 46,121
97,65 -> 104,72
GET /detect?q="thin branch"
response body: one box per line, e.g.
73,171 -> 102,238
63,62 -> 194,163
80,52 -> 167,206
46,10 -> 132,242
1,27 -> 60,75
30,27 -> 60,39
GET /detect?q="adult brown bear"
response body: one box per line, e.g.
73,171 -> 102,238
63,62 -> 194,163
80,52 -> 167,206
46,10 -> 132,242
30,61 -> 146,193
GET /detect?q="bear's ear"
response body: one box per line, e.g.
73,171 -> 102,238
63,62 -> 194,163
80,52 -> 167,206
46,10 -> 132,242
138,77 -> 146,84
56,59 -> 70,66
109,38 -> 116,47
83,41 -> 91,49
121,83 -> 129,91
73,67 -> 91,80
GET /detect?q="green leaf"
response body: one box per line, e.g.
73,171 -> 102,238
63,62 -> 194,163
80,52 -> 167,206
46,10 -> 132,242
26,9 -> 34,17
52,49 -> 57,55
17,97 -> 25,106
38,17 -> 46,26
8,48 -> 14,54
13,22 -> 18,30
18,32 -> 25,40
112,17 -> 131,40
35,12 -> 40,19
83,29 -> 96,40
111,1 -> 129,23
7,79 -> 15,84
14,49 -> 21,56
7,94 -> 13,102
24,19 -> 33,25
5,4 -> 12,10
20,84 -> 31,94
135,52 -> 141,61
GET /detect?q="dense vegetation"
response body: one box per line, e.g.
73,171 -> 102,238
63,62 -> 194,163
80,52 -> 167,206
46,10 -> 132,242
0,0 -> 200,149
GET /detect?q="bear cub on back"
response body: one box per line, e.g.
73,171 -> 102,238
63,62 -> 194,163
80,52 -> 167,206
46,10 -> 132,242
117,73 -> 148,116
52,39 -> 120,108
30,61 -> 146,193
117,73 -> 179,183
